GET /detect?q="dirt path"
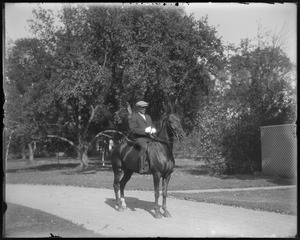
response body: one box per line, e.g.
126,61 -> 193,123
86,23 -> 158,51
5,184 -> 297,238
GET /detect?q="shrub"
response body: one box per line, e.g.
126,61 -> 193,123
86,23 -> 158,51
182,85 -> 296,175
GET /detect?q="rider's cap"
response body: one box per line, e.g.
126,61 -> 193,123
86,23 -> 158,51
136,101 -> 148,107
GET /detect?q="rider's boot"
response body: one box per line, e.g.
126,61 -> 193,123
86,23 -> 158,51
138,150 -> 148,174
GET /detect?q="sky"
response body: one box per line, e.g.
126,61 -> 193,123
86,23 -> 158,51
184,2 -> 297,63
4,2 -> 297,63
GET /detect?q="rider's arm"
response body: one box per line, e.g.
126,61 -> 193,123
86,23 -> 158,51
146,115 -> 156,132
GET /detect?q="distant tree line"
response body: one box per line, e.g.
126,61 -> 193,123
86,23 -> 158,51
4,4 -> 296,173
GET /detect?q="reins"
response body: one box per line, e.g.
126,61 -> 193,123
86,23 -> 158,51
149,120 -> 178,145
102,119 -> 179,146
102,129 -> 173,145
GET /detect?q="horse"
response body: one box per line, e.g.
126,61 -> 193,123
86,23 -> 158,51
110,113 -> 186,218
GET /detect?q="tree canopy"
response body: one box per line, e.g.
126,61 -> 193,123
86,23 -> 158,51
5,4 -> 226,167
28,4 -> 226,130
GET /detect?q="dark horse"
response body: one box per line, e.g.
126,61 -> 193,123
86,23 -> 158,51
110,113 -> 186,218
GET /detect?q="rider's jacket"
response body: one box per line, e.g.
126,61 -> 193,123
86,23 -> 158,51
128,112 -> 155,140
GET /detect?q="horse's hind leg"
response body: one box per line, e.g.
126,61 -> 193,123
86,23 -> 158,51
113,167 -> 124,212
162,174 -> 172,218
119,170 -> 133,209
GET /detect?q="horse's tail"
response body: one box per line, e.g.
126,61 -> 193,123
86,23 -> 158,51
102,130 -> 136,144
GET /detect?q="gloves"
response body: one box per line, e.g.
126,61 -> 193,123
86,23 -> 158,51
145,127 -> 156,134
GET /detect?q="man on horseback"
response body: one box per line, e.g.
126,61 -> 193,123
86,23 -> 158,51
128,101 -> 156,173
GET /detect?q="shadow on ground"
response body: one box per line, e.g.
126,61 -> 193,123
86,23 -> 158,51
5,203 -> 104,238
62,164 -> 112,175
105,197 -> 156,218
6,163 -> 80,173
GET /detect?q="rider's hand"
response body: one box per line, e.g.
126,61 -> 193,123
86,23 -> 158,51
150,128 -> 156,134
145,126 -> 152,133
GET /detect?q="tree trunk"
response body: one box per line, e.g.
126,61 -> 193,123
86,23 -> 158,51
78,147 -> 89,170
46,134 -> 92,171
77,150 -> 81,161
27,142 -> 35,164
82,149 -> 89,168
5,129 -> 14,162
21,137 -> 26,160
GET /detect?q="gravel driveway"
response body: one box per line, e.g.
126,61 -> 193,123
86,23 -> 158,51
5,184 -> 297,238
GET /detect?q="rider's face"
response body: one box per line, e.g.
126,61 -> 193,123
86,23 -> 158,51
138,107 -> 147,114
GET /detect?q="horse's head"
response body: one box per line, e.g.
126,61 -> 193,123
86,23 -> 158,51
165,114 -> 186,140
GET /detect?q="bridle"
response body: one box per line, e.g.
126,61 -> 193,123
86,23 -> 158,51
166,119 -> 180,140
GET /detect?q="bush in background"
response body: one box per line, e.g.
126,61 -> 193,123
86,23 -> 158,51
175,36 -> 296,175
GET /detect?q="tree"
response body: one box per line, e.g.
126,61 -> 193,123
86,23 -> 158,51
83,4 -> 226,131
228,37 -> 296,126
4,38 -> 52,163
27,5 -> 114,169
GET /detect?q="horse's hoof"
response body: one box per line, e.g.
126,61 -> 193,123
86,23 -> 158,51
115,205 -> 126,212
117,206 -> 124,212
163,211 -> 172,218
153,211 -> 163,219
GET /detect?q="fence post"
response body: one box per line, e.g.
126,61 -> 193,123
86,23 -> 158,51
101,151 -> 105,166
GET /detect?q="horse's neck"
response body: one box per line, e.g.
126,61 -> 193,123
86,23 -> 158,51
157,121 -> 173,150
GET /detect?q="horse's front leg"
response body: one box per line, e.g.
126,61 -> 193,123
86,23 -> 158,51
153,173 -> 162,219
162,174 -> 172,218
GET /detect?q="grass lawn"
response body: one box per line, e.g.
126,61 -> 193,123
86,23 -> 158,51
169,188 -> 297,216
5,158 -> 295,190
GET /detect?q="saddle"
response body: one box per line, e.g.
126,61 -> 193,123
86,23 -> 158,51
125,136 -> 140,148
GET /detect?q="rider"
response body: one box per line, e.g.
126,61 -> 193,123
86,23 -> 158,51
128,101 -> 157,173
